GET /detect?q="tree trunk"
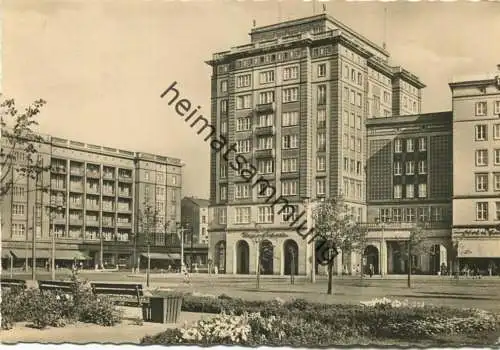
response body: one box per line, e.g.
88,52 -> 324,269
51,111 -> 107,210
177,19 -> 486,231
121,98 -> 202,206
327,259 -> 334,295
407,241 -> 412,288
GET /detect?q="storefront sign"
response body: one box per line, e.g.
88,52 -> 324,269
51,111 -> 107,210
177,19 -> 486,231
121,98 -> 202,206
241,232 -> 288,239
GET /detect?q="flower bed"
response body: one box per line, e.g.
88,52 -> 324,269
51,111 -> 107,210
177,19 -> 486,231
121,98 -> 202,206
142,294 -> 500,346
1,275 -> 123,330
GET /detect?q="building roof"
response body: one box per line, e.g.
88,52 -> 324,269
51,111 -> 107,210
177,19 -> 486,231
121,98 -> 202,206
449,65 -> 500,86
365,111 -> 453,127
183,197 -> 210,208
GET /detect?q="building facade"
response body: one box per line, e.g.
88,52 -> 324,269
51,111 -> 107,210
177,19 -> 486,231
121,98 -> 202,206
449,70 -> 500,271
181,197 -> 210,266
206,14 -> 427,276
1,134 -> 183,269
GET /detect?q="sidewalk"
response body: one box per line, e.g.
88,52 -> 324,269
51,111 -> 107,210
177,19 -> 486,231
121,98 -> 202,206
0,310 -> 213,344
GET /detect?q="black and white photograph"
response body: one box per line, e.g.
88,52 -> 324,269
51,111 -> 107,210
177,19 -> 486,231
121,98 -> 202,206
1,0 -> 500,347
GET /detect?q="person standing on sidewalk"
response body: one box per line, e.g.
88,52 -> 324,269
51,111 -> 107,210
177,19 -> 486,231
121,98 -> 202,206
369,263 -> 374,278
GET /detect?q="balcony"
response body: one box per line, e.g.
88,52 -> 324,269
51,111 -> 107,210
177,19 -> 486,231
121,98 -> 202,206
84,234 -> 100,241
86,204 -> 100,211
103,172 -> 115,180
254,148 -> 275,158
70,168 -> 84,176
102,206 -> 114,213
117,206 -> 131,213
117,221 -> 132,228
118,174 -> 133,182
86,170 -> 100,178
86,186 -> 99,194
70,185 -> 84,193
361,222 -> 451,230
51,166 -> 66,174
102,220 -> 114,227
118,191 -> 131,197
53,217 -> 66,225
85,219 -> 99,226
69,218 -> 83,225
69,202 -> 83,209
255,102 -> 275,114
102,190 -> 115,197
51,185 -> 66,192
254,125 -> 275,136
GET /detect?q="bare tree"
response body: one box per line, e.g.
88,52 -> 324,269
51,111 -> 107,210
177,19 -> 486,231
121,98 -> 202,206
1,98 -> 48,198
312,196 -> 366,295
137,200 -> 159,287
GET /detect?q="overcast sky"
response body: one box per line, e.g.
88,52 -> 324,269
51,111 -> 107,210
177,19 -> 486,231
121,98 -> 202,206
3,0 -> 500,199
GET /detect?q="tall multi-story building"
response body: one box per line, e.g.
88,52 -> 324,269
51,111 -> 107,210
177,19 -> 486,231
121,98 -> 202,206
449,68 -> 500,271
1,134 -> 183,269
181,197 -> 210,266
206,14 -> 426,275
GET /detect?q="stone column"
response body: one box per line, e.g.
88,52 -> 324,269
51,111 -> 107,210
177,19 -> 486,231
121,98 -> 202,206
380,240 -> 388,276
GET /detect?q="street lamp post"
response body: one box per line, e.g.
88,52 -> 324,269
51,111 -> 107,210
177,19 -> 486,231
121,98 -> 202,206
302,197 -> 316,283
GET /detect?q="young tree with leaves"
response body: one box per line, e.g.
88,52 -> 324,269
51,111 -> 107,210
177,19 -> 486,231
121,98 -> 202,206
393,224 -> 427,288
1,98 -> 48,198
137,201 -> 159,287
312,196 -> 366,295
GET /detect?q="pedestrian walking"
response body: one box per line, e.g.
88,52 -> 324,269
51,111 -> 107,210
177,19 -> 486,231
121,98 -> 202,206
369,263 -> 374,278
182,265 -> 191,284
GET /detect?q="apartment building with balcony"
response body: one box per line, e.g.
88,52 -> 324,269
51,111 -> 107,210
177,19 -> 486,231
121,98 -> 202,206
449,68 -> 500,271
1,134 -> 183,269
206,14 -> 425,276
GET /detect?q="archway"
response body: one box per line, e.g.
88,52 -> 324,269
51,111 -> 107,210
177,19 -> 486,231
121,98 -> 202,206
364,245 -> 379,275
283,239 -> 299,275
214,240 -> 226,273
260,240 -> 274,275
236,240 -> 249,274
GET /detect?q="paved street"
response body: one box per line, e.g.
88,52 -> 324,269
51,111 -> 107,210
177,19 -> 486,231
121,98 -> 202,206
9,270 -> 500,313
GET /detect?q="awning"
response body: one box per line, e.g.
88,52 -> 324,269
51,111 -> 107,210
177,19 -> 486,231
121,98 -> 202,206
1,250 -> 12,259
8,249 -> 89,260
140,253 -> 180,260
458,240 -> 500,258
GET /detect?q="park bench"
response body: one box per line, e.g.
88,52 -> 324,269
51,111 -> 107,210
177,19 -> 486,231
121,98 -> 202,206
38,280 -> 75,293
0,278 -> 27,290
90,282 -> 145,307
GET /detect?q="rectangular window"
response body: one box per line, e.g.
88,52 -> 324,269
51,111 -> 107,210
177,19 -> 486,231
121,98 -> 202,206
392,208 -> 402,222
405,208 -> 416,222
343,134 -> 349,149
220,80 -> 227,93
475,102 -> 487,116
220,186 -> 227,200
475,125 -> 488,141
260,70 -> 275,84
357,72 -> 363,86
282,111 -> 299,126
282,87 -> 298,103
236,74 -> 251,88
356,93 -> 362,107
282,180 -> 298,196
259,91 -> 275,104
494,149 -> 500,165
350,90 -> 355,104
496,202 -> 500,220
432,207 -> 444,222
236,139 -> 251,153
281,205 -> 298,222
349,113 -> 355,128
220,163 -> 227,179
220,120 -> 227,133
406,184 -> 414,199
418,207 -> 430,222
257,136 -> 273,150
220,100 -> 228,113
394,184 -> 402,199
317,63 -> 326,77
494,124 -> 500,140
418,160 -> 427,174
235,207 -> 250,224
405,161 -> 415,175
475,149 -> 488,166
257,181 -> 274,197
356,115 -> 362,129
343,110 -> 349,126
317,132 -> 326,151
343,87 -> 349,101
317,156 -> 326,171
475,173 -> 489,192
234,184 -> 250,199
257,206 -> 274,223
476,202 -> 488,221
418,183 -> 427,198
236,117 -> 251,131
418,137 -> 426,151
218,208 -> 226,225
236,95 -> 251,109
257,159 -> 274,174
495,173 -> 500,191
394,139 -> 402,153
356,161 -> 362,176
379,208 -> 390,222
283,66 -> 298,80
282,134 -> 298,149
406,139 -> 415,152
258,113 -> 274,127
350,136 -> 355,151
356,138 -> 362,153
317,109 -> 326,128
281,158 -> 298,173
394,161 -> 402,175
316,178 -> 326,195
12,223 -> 26,237
495,101 -> 500,115
317,85 -> 326,104
13,204 -> 25,215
